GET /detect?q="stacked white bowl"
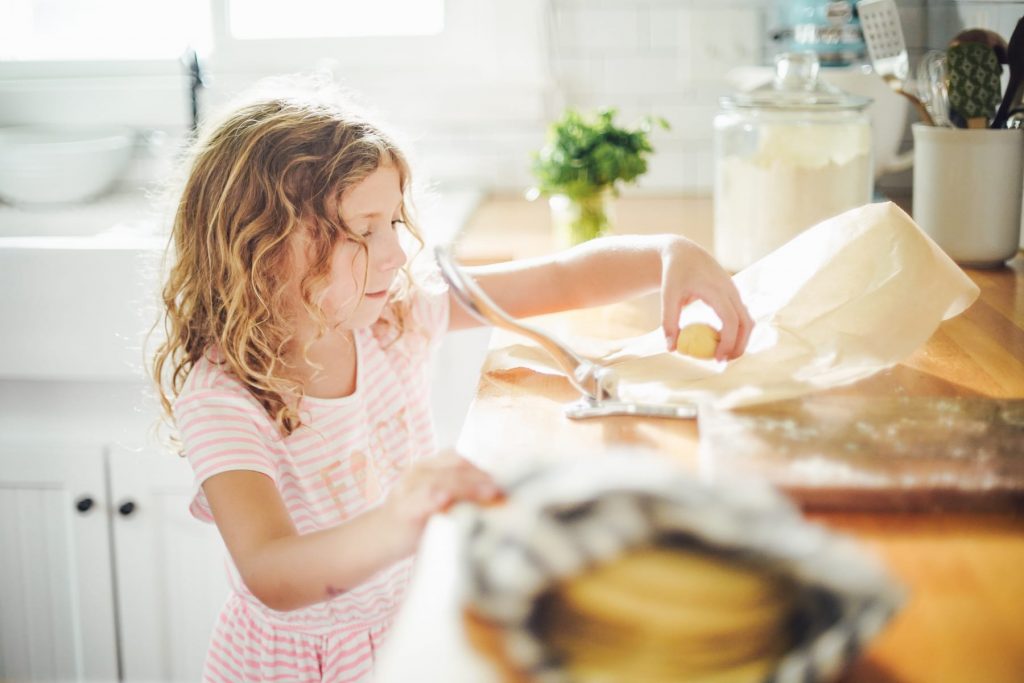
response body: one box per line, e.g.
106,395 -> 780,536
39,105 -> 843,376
0,126 -> 135,206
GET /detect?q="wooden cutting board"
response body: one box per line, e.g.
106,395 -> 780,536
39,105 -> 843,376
699,395 -> 1024,513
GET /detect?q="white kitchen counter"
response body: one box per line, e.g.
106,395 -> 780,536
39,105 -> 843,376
0,189 -> 164,241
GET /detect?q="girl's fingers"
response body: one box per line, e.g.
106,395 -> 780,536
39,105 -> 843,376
662,288 -> 701,351
712,299 -> 740,361
660,286 -> 684,350
431,489 -> 453,510
736,307 -> 755,357
725,285 -> 754,358
705,278 -> 753,359
436,462 -> 501,509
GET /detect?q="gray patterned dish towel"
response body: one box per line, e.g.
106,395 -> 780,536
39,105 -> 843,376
452,453 -> 905,683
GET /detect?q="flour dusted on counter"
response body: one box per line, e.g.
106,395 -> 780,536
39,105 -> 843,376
714,123 -> 872,273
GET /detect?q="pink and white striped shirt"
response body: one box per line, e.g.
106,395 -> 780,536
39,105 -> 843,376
174,282 -> 449,681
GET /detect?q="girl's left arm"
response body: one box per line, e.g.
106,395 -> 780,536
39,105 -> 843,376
448,234 -> 753,361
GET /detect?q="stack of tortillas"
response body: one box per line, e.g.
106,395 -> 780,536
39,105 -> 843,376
534,547 -> 797,683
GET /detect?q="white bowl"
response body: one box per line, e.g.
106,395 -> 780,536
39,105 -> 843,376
0,126 -> 135,206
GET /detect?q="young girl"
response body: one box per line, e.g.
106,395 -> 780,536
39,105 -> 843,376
152,83 -> 752,683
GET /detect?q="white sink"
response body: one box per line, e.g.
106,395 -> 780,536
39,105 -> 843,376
0,245 -> 162,380
0,191 -> 163,380
0,190 -> 162,240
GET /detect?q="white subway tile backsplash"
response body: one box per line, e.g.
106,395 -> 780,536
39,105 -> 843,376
898,5 -> 928,48
567,96 -> 653,125
694,148 -> 715,190
552,55 -> 607,97
636,4 -> 652,52
924,2 -> 1023,49
603,55 -> 683,93
491,0 -> 1024,193
925,5 -> 962,47
684,8 -> 762,83
536,0 -> 1024,194
649,6 -> 687,53
657,103 -> 719,142
998,5 -> 1024,30
554,5 -> 641,54
641,143 -> 713,192
538,0 -> 1021,196
642,148 -> 690,191
958,5 -> 997,27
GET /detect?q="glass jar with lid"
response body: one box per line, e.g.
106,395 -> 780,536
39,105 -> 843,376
713,52 -> 873,272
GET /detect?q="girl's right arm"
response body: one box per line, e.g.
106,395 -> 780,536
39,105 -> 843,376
203,452 -> 500,612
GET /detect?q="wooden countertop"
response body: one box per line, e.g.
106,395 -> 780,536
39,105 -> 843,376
449,195 -> 1024,683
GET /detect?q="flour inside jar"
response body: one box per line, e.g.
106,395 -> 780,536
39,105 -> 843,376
714,122 -> 872,273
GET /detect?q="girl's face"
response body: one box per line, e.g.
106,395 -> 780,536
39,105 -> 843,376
294,163 -> 408,332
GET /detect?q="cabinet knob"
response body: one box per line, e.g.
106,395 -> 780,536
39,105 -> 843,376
118,500 -> 137,517
75,496 -> 95,513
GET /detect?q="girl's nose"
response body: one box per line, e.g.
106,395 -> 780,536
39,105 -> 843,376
377,225 -> 408,272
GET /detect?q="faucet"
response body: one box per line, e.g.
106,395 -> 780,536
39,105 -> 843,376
181,46 -> 205,134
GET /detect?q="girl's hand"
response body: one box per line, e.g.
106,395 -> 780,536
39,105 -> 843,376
382,451 -> 501,557
659,236 -> 754,361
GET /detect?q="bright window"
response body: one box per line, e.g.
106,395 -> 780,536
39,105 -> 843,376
0,0 -> 445,62
228,0 -> 444,39
0,0 -> 212,60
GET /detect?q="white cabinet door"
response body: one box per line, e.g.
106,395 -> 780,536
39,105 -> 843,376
0,441 -> 119,681
108,445 -> 230,682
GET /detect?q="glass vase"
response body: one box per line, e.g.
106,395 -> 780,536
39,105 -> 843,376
549,191 -> 614,247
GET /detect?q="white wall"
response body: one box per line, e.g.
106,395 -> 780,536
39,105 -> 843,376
3,1 -> 1024,195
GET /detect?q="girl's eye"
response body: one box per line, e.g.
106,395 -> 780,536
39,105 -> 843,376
359,220 -> 402,239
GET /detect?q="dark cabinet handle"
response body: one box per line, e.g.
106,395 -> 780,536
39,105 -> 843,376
75,496 -> 94,513
118,501 -> 137,517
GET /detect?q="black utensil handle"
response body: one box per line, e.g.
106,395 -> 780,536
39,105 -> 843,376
992,16 -> 1024,128
993,74 -> 1024,128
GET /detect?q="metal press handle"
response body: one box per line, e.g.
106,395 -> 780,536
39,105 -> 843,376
434,246 -> 617,403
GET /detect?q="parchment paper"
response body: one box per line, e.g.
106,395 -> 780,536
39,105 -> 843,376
481,202 -> 980,409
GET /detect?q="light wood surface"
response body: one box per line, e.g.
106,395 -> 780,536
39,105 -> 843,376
452,195 -> 1024,683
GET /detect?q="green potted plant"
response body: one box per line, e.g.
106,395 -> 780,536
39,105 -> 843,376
531,107 -> 668,245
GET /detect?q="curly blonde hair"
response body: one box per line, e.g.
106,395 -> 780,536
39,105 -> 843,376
152,85 -> 423,437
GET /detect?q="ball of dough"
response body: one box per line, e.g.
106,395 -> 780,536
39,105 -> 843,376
675,323 -> 720,359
